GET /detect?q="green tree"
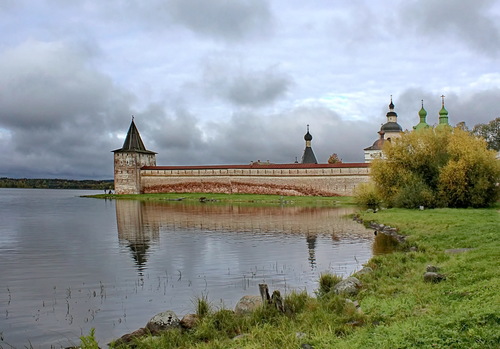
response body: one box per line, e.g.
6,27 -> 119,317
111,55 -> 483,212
472,117 -> 500,151
369,127 -> 500,208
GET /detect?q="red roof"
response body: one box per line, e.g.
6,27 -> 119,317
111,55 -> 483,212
142,163 -> 369,170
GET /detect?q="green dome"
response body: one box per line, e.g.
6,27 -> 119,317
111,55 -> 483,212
439,105 -> 448,116
419,105 -> 427,118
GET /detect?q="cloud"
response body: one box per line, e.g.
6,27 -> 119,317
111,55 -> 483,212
395,87 -> 500,129
201,58 -> 293,107
402,0 -> 500,57
142,104 -> 374,167
163,0 -> 273,41
0,40 -> 136,179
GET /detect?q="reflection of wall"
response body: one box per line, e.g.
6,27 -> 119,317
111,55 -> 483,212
117,201 -> 371,238
116,200 -> 160,271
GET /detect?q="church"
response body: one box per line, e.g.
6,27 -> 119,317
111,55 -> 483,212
113,96 -> 451,196
363,96 -> 451,162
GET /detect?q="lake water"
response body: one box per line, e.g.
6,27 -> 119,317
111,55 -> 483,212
0,189 -> 394,348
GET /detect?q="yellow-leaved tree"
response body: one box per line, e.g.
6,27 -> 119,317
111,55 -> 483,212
367,127 -> 500,208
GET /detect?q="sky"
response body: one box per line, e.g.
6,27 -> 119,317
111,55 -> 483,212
1,0 -> 499,179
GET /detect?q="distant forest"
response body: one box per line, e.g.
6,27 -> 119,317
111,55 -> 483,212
0,177 -> 114,190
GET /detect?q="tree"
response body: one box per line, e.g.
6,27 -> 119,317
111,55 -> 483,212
472,117 -> 500,151
327,153 -> 342,164
369,127 -> 500,208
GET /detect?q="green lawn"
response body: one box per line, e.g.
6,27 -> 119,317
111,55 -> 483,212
85,192 -> 357,207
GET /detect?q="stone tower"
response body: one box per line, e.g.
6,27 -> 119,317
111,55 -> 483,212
112,119 -> 156,194
301,125 -> 318,164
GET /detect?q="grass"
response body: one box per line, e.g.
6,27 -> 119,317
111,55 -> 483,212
84,192 -> 356,207
81,203 -> 499,349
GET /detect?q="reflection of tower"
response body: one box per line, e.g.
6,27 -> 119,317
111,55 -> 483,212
115,200 -> 160,273
306,234 -> 317,269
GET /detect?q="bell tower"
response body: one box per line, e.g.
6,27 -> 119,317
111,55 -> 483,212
112,118 -> 156,194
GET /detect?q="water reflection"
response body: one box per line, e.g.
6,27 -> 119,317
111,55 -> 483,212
116,200 -> 159,272
0,189 -> 395,348
115,200 -> 380,274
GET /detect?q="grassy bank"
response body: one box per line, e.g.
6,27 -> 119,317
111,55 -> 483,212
82,204 -> 499,349
85,192 -> 356,207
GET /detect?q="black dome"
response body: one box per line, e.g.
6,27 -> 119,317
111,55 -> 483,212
304,131 -> 312,141
381,122 -> 402,132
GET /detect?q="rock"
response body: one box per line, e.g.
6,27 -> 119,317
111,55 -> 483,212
334,277 -> 362,296
301,344 -> 314,349
409,246 -> 418,252
423,272 -> 446,283
180,313 -> 199,329
146,310 -> 180,334
345,299 -> 363,314
112,327 -> 147,346
234,295 -> 263,315
355,266 -> 373,275
426,265 -> 440,272
296,332 -> 307,339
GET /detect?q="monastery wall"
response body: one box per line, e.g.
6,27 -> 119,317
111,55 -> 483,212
139,164 -> 370,196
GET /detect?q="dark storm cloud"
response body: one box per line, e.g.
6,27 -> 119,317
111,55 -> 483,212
402,0 -> 500,56
201,59 -> 293,107
0,40 -> 136,179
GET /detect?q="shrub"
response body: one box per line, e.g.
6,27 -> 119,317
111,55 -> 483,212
354,182 -> 382,209
370,127 -> 500,208
317,273 -> 342,297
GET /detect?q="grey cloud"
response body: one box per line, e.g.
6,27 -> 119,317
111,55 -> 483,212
0,41 -> 125,130
163,0 -> 273,41
145,105 -> 374,167
202,59 -> 293,107
0,40 -> 138,179
387,88 -> 500,131
402,0 -> 500,56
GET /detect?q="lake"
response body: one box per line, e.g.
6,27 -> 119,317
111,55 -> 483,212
0,189 -> 394,348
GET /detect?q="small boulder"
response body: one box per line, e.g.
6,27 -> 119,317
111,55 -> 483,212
423,272 -> 446,283
180,313 -> 199,329
146,310 -> 180,334
426,265 -> 440,272
334,277 -> 362,296
234,295 -> 263,315
355,266 -> 373,276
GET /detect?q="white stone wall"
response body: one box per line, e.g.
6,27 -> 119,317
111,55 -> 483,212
114,152 -> 156,194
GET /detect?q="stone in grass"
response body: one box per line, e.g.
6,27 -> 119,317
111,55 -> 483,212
426,265 -> 440,272
334,277 -> 362,296
114,327 -> 148,345
423,272 -> 446,283
355,266 -> 373,276
180,313 -> 199,329
146,310 -> 180,334
234,295 -> 263,315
